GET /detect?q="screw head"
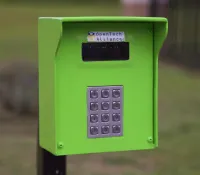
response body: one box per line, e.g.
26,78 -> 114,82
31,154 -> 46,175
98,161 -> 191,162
57,142 -> 64,149
147,137 -> 153,143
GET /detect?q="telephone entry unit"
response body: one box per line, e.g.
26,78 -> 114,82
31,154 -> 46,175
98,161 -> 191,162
38,16 -> 168,156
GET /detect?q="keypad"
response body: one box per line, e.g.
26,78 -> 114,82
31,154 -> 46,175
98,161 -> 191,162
87,86 -> 123,138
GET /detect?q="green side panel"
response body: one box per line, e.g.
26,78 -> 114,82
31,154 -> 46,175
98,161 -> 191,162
153,22 -> 168,147
38,17 -> 168,156
38,18 -> 62,154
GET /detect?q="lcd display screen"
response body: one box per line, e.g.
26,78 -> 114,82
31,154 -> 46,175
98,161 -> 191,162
82,42 -> 129,61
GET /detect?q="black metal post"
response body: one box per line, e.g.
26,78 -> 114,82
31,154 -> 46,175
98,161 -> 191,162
37,123 -> 66,175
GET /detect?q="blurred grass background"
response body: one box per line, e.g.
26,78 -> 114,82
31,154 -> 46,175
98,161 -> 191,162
0,1 -> 200,175
0,2 -> 120,61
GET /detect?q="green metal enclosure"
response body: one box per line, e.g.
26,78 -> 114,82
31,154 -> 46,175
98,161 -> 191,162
38,17 -> 168,156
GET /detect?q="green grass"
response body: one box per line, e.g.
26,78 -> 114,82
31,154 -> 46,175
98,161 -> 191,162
0,3 -> 200,175
0,3 -> 121,61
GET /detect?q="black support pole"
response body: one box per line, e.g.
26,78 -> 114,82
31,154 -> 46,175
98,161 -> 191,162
37,123 -> 66,175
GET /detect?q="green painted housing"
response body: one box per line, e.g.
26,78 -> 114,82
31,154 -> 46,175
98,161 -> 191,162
38,16 -> 168,156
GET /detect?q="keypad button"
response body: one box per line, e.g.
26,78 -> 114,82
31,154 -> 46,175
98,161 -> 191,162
112,89 -> 120,98
90,90 -> 98,99
90,114 -> 98,123
90,102 -> 98,111
101,113 -> 109,122
112,113 -> 120,121
112,125 -> 121,133
90,126 -> 98,135
101,89 -> 109,98
112,101 -> 120,110
101,101 -> 110,110
101,125 -> 110,134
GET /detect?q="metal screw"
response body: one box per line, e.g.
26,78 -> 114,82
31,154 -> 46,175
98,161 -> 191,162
147,137 -> 153,143
57,142 -> 64,149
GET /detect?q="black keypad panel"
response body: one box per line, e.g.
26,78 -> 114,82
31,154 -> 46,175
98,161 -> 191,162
87,86 -> 123,138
